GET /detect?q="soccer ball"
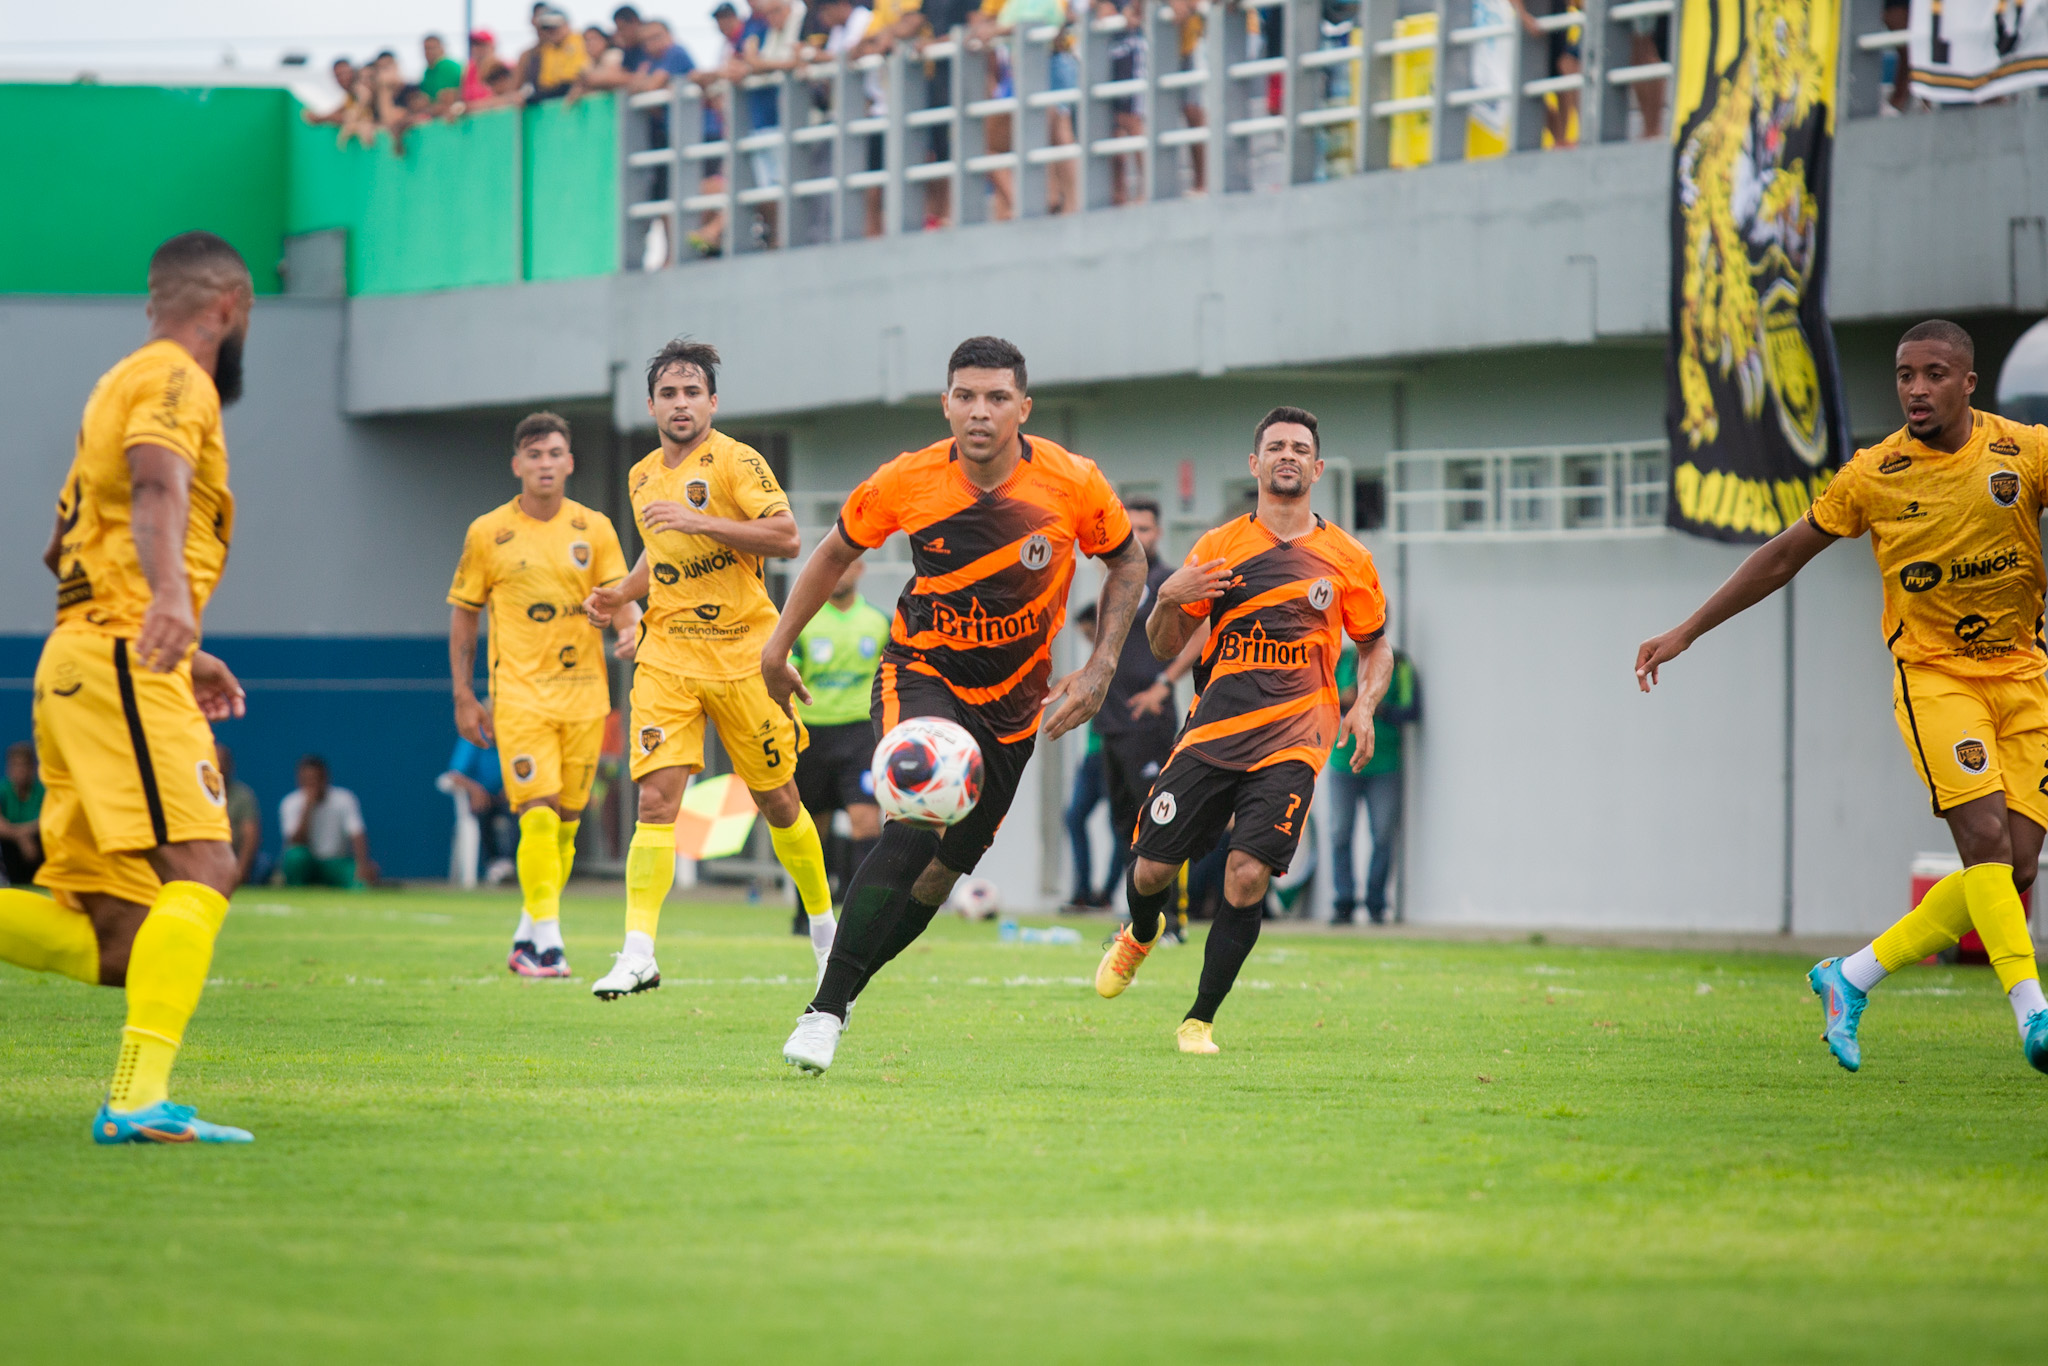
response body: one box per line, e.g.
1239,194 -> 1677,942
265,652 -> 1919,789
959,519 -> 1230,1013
950,877 -> 1001,920
871,718 -> 984,827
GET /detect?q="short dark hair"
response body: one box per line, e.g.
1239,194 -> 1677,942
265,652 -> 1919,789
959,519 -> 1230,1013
1899,319 -> 1975,369
1124,497 -> 1162,521
514,411 -> 572,449
947,336 -> 1027,394
647,338 -> 721,397
298,754 -> 329,775
148,231 -> 251,318
6,741 -> 34,766
614,4 -> 644,20
1254,405 -> 1320,454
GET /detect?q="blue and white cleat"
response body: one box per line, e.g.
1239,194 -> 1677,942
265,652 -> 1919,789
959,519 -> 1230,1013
1808,957 -> 1868,1072
92,1100 -> 253,1145
2024,1009 -> 2048,1075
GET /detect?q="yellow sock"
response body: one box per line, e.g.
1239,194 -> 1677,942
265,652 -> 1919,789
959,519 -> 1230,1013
109,881 -> 229,1112
768,805 -> 834,921
517,807 -> 564,923
0,887 -> 99,985
1873,870 -> 1974,972
558,817 -> 581,886
1962,862 -> 2039,994
625,822 -> 676,942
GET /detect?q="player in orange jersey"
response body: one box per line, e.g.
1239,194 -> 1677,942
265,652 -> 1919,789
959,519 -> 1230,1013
1092,407 -> 1392,1053
763,336 -> 1151,1073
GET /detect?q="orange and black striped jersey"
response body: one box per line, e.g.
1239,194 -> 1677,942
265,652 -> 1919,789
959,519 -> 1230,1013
1172,514 -> 1386,772
837,435 -> 1133,742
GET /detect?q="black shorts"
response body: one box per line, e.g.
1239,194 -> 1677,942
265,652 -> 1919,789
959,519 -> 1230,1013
871,661 -> 1034,875
796,720 -> 877,815
1132,751 -> 1318,875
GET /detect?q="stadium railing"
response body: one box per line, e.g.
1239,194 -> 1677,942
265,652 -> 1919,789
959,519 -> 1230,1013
618,0 -> 1908,265
1387,442 -> 1666,539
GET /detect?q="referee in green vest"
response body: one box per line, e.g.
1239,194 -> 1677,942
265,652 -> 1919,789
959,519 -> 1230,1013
789,558 -> 892,934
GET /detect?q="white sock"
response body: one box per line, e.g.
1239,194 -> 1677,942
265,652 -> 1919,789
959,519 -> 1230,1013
514,910 -> 536,945
2010,977 -> 2047,1031
1840,945 -> 1887,993
624,929 -> 656,960
530,917 -> 564,954
808,911 -> 837,959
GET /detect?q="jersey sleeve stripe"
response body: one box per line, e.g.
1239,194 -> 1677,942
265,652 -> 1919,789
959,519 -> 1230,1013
448,593 -> 485,609
835,512 -> 881,550
1095,529 -> 1134,561
123,430 -> 201,464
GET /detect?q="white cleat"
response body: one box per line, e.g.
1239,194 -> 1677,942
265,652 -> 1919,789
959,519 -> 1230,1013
783,1009 -> 844,1074
591,950 -> 661,1000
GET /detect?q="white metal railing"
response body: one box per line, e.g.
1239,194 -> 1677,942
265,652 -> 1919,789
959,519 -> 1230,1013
620,0 -> 1915,263
1388,442 -> 1666,540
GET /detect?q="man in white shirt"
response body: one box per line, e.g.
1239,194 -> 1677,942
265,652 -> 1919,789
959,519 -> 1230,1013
279,755 -> 376,889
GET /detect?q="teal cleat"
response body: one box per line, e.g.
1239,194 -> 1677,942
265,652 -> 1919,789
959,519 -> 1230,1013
92,1100 -> 253,1146
2025,1010 -> 2048,1076
1808,958 -> 1868,1072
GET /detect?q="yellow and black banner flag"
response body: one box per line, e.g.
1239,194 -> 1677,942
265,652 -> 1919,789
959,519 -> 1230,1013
1666,0 -> 1849,542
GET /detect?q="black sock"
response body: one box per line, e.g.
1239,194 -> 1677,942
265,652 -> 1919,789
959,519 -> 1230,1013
1186,895 -> 1264,1023
845,837 -> 879,908
809,822 -> 939,1020
1125,863 -> 1174,945
851,895 -> 944,1000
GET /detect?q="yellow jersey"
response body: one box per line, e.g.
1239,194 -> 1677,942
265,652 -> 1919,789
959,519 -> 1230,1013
53,339 -> 235,642
1808,410 -> 2048,680
630,431 -> 790,682
448,497 -> 630,722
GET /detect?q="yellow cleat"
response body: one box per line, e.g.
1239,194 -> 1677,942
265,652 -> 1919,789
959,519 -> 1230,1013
1095,924 -> 1158,998
1176,1018 -> 1220,1054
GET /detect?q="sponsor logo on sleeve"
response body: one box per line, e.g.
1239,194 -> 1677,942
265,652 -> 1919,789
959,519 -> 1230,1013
196,759 -> 226,805
1020,534 -> 1052,571
512,755 -> 536,782
570,541 -> 592,569
1989,470 -> 2020,507
1898,562 -> 1942,592
639,725 -> 665,755
1954,738 -> 1989,774
527,603 -> 557,622
1878,450 -> 1912,475
1149,792 -> 1177,825
1307,578 -> 1334,611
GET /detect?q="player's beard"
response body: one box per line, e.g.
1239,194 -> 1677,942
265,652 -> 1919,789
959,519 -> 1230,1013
214,329 -> 247,406
1264,466 -> 1307,498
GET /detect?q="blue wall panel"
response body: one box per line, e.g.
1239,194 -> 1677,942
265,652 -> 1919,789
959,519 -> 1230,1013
0,635 -> 481,882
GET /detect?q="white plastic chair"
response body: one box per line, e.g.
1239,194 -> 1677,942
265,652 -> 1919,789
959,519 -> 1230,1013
436,772 -> 479,889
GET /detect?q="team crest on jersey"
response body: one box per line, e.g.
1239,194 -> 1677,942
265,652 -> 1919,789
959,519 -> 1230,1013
558,645 -> 579,668
1878,450 -> 1911,475
685,479 -> 710,510
1307,578 -> 1334,611
570,541 -> 592,568
1020,534 -> 1052,571
512,754 -> 536,782
1150,792 -> 1177,825
810,638 -> 835,663
528,603 -> 557,622
1954,738 -> 1989,774
1990,437 -> 2022,457
859,636 -> 877,659
1989,470 -> 2020,507
195,759 -> 226,806
495,528 -> 516,545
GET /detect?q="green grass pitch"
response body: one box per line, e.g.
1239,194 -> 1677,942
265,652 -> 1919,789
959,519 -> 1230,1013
4,886 -> 2046,1364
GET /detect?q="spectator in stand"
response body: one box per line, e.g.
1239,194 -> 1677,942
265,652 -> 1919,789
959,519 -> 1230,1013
420,34 -> 465,107
215,743 -> 265,891
1625,9 -> 1667,137
1512,0 -> 1579,147
521,7 -> 591,102
614,6 -> 650,65
582,24 -> 624,84
736,0 -> 811,248
446,735 -> 519,886
0,742 -> 44,887
1098,0 -> 1145,204
306,57 -> 361,125
280,755 -> 376,890
1170,0 -> 1206,191
461,30 -> 512,104
852,0 -> 914,233
1324,645 -> 1419,925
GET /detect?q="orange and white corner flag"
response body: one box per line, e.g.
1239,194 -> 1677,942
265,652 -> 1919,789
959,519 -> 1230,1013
672,773 -> 759,861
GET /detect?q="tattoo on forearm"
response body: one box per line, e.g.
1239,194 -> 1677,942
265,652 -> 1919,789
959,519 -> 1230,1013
1095,545 -> 1147,660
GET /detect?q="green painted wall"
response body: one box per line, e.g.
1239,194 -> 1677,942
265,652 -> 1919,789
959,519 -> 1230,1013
0,85 -> 289,294
3,84 -> 620,297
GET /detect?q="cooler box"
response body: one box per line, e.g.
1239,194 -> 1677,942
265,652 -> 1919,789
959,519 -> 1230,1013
1911,852 -> 2032,964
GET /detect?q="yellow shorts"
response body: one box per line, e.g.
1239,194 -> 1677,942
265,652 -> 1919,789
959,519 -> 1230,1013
628,665 -> 806,790
494,710 -> 605,812
35,771 -> 162,908
1893,664 -> 2048,827
33,629 -> 231,856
